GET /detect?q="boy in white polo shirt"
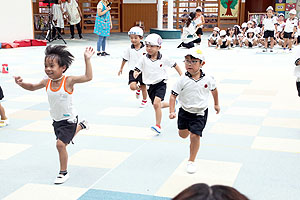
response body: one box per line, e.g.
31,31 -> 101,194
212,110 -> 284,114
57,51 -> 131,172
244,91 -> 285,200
283,9 -> 298,52
262,6 -> 277,52
169,48 -> 220,174
118,26 -> 147,107
133,33 -> 182,134
294,48 -> 300,97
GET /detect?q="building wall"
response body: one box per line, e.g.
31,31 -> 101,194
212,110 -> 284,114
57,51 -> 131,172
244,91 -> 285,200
245,0 -> 275,20
0,0 -> 34,43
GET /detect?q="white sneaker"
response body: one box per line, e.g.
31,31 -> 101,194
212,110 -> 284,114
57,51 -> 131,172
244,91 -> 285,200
136,90 -> 141,99
151,125 -> 161,134
79,120 -> 89,130
140,100 -> 147,108
0,119 -> 9,127
186,161 -> 197,174
54,173 -> 69,184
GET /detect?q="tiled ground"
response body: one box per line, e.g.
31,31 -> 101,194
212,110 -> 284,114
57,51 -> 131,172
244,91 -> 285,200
0,32 -> 300,200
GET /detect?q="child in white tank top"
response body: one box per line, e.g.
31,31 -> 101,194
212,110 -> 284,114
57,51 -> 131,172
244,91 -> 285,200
14,45 -> 95,185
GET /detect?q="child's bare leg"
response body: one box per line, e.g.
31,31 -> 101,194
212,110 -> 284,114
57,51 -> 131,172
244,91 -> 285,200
140,85 -> 147,100
179,129 -> 190,139
270,37 -> 274,48
153,97 -> 162,126
288,39 -> 293,49
284,38 -> 288,48
264,38 -> 268,48
74,124 -> 83,137
56,140 -> 68,172
161,101 -> 169,108
0,104 -> 8,120
189,133 -> 200,162
129,82 -> 138,91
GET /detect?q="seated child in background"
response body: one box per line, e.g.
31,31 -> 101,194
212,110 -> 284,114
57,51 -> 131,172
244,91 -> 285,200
208,27 -> 220,47
217,30 -> 230,49
227,27 -> 235,47
244,28 -> 257,48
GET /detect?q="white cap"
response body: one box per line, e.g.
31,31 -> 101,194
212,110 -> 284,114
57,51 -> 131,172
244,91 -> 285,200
266,6 -> 273,11
145,33 -> 163,46
234,25 -> 240,29
213,27 -> 220,32
278,13 -> 285,17
220,30 -> 226,36
247,20 -> 253,24
185,48 -> 205,61
289,9 -> 297,15
247,28 -> 255,33
195,6 -> 202,12
241,22 -> 247,28
238,33 -> 244,37
128,26 -> 144,37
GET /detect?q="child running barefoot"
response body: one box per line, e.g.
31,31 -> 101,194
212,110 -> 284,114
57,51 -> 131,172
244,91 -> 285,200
0,86 -> 9,127
133,33 -> 182,134
169,48 -> 220,174
118,26 -> 148,107
14,45 -> 94,184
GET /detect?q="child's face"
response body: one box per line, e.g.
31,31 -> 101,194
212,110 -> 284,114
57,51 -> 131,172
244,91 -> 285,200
196,11 -> 201,17
247,23 -> 252,28
248,32 -> 254,37
290,13 -> 296,19
229,29 -> 234,34
146,44 -> 161,56
213,30 -> 218,34
129,35 -> 142,46
267,10 -> 273,17
279,16 -> 284,21
44,57 -> 65,79
185,55 -> 202,75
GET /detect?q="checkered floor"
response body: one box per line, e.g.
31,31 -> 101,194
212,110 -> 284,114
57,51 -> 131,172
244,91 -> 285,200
0,33 -> 300,200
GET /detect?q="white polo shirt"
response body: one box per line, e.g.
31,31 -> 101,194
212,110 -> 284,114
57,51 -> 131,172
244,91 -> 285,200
263,17 -> 277,31
135,52 -> 176,85
208,33 -> 219,41
171,71 -> 216,116
284,18 -> 298,33
123,42 -> 146,71
277,22 -> 285,32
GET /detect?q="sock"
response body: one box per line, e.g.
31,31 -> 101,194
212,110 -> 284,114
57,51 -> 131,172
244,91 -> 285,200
79,122 -> 86,129
59,170 -> 68,176
142,99 -> 147,103
156,124 -> 161,129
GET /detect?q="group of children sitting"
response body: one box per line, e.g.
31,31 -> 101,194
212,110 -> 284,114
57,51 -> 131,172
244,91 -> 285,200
179,6 -> 299,53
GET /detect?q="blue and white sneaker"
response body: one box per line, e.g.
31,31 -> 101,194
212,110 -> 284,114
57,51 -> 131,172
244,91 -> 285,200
151,125 -> 161,134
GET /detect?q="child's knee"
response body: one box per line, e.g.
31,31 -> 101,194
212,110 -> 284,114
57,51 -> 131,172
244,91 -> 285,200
190,133 -> 200,141
56,140 -> 66,150
129,83 -> 137,91
179,130 -> 189,138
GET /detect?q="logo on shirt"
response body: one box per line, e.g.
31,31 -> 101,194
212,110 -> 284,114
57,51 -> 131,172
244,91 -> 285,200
204,84 -> 208,88
160,64 -> 162,67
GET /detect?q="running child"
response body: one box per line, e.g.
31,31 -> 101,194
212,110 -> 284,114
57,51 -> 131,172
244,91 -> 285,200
133,33 -> 182,134
14,45 -> 94,184
118,26 -> 147,107
169,48 -> 220,174
0,86 -> 9,127
262,6 -> 277,52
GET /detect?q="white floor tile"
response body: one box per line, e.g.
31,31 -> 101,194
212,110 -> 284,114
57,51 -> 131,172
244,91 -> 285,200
252,136 -> 300,153
0,143 -> 32,160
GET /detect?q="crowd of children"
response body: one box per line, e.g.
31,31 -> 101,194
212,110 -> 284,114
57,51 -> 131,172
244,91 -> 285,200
207,6 -> 299,52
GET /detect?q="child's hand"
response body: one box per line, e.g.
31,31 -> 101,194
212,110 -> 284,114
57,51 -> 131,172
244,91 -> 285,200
14,76 -> 23,85
169,112 -> 176,119
214,105 -> 220,114
118,69 -> 122,76
133,71 -> 140,79
84,47 -> 95,60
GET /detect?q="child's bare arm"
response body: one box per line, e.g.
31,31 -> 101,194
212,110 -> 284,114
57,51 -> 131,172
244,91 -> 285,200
68,47 -> 94,86
118,60 -> 127,76
211,88 -> 220,114
14,76 -> 47,91
169,94 -> 177,119
174,64 -> 183,76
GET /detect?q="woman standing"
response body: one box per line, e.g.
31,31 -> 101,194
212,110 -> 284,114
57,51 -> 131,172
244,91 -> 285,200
94,0 -> 112,56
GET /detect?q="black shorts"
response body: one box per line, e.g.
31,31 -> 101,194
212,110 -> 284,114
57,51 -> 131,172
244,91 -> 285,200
297,36 -> 300,44
0,86 -> 3,100
196,28 -> 203,35
264,30 -> 275,38
284,32 -> 293,39
178,108 -> 208,136
147,80 -> 166,104
128,70 -> 145,85
297,81 -> 300,97
52,116 -> 78,144
220,41 -> 228,48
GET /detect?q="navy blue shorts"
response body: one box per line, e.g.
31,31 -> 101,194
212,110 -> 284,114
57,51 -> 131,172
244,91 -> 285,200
52,116 -> 78,144
128,70 -> 145,85
147,80 -> 166,104
178,108 -> 208,136
297,81 -> 300,97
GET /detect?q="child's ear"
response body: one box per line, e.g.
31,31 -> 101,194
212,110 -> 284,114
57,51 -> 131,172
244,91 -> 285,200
61,65 -> 67,72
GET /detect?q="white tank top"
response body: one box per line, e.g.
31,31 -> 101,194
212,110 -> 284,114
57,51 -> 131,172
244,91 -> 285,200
194,15 -> 204,28
46,76 -> 77,121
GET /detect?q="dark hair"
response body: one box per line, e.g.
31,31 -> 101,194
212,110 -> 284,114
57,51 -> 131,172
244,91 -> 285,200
234,26 -> 240,36
185,12 -> 196,27
53,0 -> 59,4
226,27 -> 234,36
173,183 -> 249,200
44,45 -> 74,73
196,8 -> 202,12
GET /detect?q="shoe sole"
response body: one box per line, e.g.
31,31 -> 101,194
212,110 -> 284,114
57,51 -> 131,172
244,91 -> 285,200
151,127 -> 161,134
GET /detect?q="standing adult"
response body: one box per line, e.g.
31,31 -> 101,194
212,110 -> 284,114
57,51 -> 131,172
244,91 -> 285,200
65,0 -> 83,39
94,0 -> 112,56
